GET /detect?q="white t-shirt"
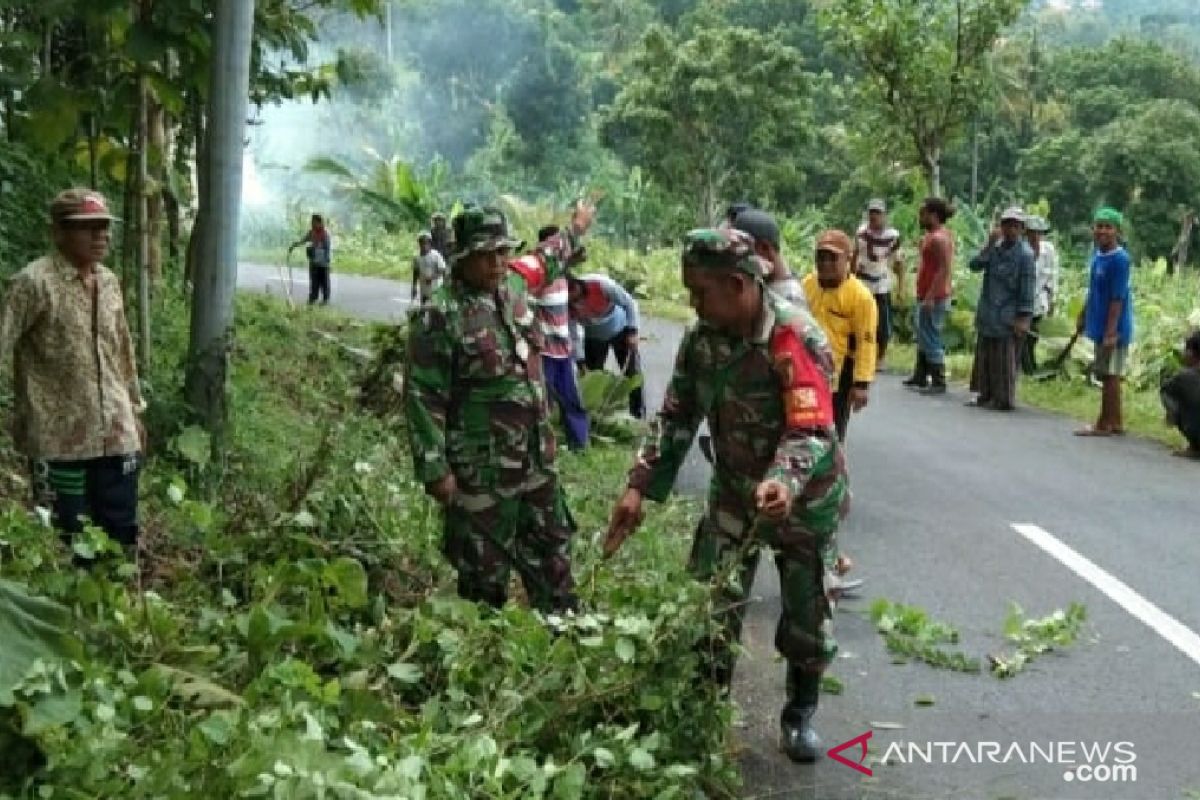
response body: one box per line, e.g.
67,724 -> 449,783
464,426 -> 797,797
855,224 -> 901,295
413,250 -> 448,303
1033,240 -> 1059,317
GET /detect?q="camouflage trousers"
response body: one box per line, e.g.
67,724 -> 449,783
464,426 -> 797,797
442,466 -> 577,613
690,477 -> 841,687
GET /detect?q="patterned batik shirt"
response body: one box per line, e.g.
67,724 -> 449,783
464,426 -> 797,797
0,254 -> 144,460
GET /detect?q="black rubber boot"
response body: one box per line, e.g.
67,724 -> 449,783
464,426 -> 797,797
780,666 -> 822,763
922,362 -> 947,395
902,352 -> 928,389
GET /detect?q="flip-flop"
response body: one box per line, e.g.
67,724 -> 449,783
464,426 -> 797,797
1074,426 -> 1113,437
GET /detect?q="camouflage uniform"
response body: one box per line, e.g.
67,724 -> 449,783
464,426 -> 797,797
627,229 -> 849,690
405,206 -> 576,612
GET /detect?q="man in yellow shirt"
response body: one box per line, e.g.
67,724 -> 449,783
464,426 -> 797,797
802,229 -> 879,442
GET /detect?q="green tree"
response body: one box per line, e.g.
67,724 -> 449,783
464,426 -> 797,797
1083,100 -> 1200,260
820,0 -> 1028,196
603,22 -> 808,223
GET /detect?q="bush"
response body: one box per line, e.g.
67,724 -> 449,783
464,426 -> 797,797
0,294 -> 740,798
0,142 -> 56,276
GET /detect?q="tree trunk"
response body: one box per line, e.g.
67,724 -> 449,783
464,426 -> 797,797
926,146 -> 943,198
120,121 -> 137,298
136,71 -> 152,369
184,0 -> 255,443
147,93 -> 166,283
970,120 -> 979,208
87,113 -> 99,189
1170,211 -> 1195,276
184,93 -> 208,286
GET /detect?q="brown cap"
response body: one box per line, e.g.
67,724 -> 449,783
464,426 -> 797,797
50,188 -> 117,225
815,229 -> 853,257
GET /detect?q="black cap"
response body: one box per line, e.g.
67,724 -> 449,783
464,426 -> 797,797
732,208 -> 780,249
726,201 -> 751,220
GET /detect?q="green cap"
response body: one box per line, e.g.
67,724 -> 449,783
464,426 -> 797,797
682,227 -> 769,279
450,204 -> 524,263
1093,207 -> 1124,228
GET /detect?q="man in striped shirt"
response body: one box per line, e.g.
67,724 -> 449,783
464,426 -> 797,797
508,204 -> 595,450
852,199 -> 902,367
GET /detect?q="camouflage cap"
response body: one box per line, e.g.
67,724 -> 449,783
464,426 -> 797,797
682,228 -> 769,279
1024,215 -> 1050,233
450,205 -> 524,263
1000,205 -> 1025,224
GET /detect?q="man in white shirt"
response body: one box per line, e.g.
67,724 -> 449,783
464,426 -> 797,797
1021,215 -> 1060,374
852,199 -> 903,368
411,231 -> 448,306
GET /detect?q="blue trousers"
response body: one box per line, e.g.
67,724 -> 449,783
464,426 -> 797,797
916,299 -> 951,365
543,356 -> 589,450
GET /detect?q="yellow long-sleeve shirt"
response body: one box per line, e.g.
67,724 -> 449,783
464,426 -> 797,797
801,273 -> 878,387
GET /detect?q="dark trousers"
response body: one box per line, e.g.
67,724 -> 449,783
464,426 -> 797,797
874,293 -> 892,358
832,357 -> 855,442
308,265 -> 331,305
31,455 -> 141,547
583,334 -> 646,419
542,356 -> 589,450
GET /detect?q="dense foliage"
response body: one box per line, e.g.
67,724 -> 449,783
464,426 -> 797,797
0,295 -> 739,798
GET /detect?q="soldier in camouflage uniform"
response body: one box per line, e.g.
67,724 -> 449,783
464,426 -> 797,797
404,205 -> 577,613
604,228 -> 849,763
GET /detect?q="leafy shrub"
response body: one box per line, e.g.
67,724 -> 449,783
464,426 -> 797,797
0,295 -> 740,798
0,142 -> 56,277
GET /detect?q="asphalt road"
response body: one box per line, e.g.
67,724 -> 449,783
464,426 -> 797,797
238,264 -> 1200,800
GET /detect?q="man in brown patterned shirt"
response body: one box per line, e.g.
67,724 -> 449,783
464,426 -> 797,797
0,188 -> 146,550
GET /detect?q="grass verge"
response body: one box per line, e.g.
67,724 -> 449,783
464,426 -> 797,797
0,292 -> 740,798
886,342 -> 1186,449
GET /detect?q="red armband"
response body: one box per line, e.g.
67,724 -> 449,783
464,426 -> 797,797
508,254 -> 545,292
770,326 -> 834,429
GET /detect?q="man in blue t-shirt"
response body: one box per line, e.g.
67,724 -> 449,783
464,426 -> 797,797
1075,207 -> 1135,437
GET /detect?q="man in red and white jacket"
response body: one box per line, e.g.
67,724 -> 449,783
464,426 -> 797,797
507,202 -> 595,450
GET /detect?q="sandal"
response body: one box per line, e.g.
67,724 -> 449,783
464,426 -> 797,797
1074,425 -> 1114,437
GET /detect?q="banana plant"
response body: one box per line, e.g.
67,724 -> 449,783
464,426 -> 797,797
306,149 -> 448,230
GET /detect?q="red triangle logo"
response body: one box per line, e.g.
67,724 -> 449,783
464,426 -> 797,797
828,730 -> 873,776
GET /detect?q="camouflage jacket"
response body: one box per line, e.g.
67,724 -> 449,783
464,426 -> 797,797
628,293 -> 847,535
405,275 -> 556,488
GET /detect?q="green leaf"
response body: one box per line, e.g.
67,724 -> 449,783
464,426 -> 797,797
553,762 -> 587,798
629,747 -> 656,770
386,662 -> 422,685
132,696 -> 154,713
324,558 -> 368,609
592,747 -> 616,768
198,710 -> 235,745
820,675 -> 845,695
174,426 -> 211,469
615,637 -> 636,663
914,694 -> 936,707
0,580 -> 77,705
22,689 -> 82,734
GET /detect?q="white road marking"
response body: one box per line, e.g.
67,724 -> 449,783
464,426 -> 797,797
1012,523 -> 1200,667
